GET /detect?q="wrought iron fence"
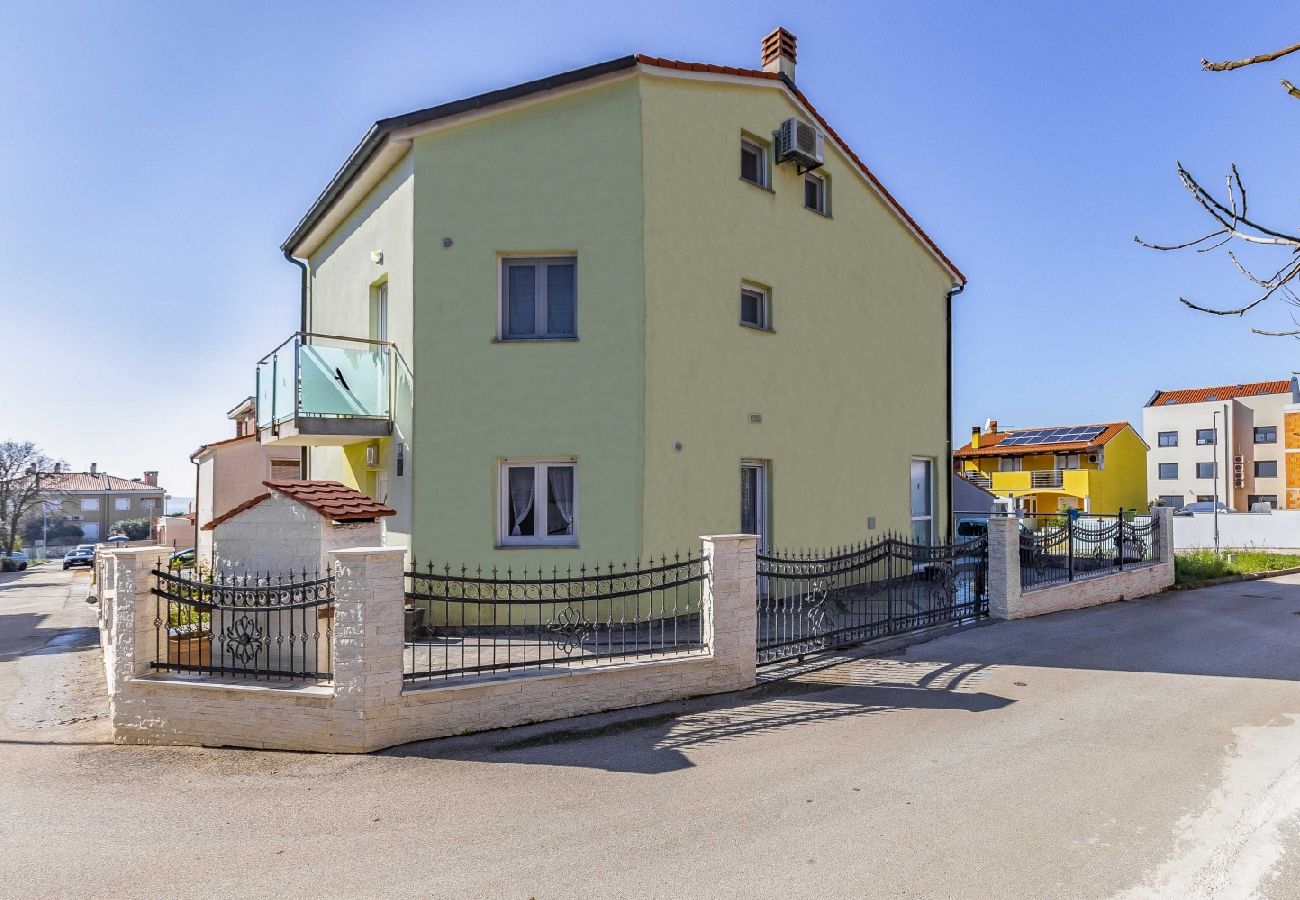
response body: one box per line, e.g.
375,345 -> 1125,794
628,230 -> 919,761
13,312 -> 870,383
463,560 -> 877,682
1019,512 -> 1159,591
403,553 -> 707,682
756,534 -> 988,665
149,567 -> 334,680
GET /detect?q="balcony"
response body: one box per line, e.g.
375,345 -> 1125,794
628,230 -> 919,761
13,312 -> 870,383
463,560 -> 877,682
965,468 -> 1093,498
255,332 -> 410,446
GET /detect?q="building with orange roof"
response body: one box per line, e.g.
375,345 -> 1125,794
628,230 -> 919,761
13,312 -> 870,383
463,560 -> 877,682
39,465 -> 167,543
954,420 -> 1148,517
1142,378 -> 1298,511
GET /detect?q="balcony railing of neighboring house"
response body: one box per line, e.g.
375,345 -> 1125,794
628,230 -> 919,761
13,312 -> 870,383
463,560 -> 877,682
961,470 -> 993,490
983,468 -> 1092,497
254,332 -> 412,444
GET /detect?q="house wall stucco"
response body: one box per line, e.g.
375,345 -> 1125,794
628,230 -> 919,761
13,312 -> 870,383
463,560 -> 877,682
306,152 -> 415,547
638,74 -> 956,550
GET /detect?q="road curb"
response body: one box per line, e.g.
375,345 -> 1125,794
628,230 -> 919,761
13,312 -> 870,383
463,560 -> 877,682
1171,564 -> 1300,591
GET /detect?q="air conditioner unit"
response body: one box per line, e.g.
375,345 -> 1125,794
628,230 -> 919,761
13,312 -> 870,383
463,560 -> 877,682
775,117 -> 824,172
1086,453 -> 1100,465
365,444 -> 380,469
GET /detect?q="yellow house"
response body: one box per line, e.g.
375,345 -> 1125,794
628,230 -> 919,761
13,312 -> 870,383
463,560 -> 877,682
953,421 -> 1148,517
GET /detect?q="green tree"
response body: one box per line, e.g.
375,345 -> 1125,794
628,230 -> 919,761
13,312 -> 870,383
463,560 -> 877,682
113,518 -> 154,541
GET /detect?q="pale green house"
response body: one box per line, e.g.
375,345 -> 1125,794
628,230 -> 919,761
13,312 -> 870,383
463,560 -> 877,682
255,28 -> 967,568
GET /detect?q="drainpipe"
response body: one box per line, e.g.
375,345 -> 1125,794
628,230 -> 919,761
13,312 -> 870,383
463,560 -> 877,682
945,282 -> 965,543
284,249 -> 310,480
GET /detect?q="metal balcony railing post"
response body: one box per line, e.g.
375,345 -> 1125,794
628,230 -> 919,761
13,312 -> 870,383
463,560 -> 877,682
1116,507 -> 1124,571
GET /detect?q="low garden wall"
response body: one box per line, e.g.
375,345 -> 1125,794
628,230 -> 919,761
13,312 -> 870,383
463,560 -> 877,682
985,507 -> 1175,620
98,537 -> 757,753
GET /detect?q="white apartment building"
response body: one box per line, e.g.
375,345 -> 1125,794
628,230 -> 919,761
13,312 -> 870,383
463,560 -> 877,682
1142,379 -> 1298,511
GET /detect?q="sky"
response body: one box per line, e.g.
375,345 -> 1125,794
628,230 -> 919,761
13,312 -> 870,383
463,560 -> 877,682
1,1 -> 1298,503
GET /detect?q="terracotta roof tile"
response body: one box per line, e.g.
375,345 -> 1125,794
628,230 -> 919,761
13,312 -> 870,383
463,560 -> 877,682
40,472 -> 165,492
263,480 -> 396,522
202,492 -> 272,531
191,433 -> 256,459
1148,380 -> 1292,407
954,422 -> 1137,459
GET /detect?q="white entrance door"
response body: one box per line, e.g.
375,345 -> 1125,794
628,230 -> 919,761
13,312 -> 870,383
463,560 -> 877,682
740,461 -> 769,551
910,458 -> 934,545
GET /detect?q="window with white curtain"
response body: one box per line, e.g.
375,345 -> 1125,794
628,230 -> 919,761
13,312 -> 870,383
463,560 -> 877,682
500,257 -> 577,340
498,459 -> 577,545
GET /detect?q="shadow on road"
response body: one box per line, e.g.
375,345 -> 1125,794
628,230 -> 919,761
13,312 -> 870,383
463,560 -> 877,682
384,659 -> 1010,774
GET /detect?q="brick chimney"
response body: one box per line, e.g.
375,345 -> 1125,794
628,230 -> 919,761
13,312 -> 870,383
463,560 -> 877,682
988,420 -> 999,434
144,470 -> 159,487
761,27 -> 796,81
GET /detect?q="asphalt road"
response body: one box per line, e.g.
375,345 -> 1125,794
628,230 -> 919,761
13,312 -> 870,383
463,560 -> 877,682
2,567 -> 1300,898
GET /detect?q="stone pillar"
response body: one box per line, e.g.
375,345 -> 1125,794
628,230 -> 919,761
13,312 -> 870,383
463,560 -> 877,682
109,546 -> 174,682
986,516 -> 1022,620
1154,505 -> 1175,563
700,534 -> 759,691
330,547 -> 406,750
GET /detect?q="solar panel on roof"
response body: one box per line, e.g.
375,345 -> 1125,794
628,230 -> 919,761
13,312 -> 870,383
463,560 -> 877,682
999,426 -> 1104,447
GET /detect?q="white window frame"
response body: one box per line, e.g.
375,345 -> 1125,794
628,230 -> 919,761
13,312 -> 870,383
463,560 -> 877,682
114,497 -> 131,511
910,457 -> 935,546
369,279 -> 389,343
141,498 -> 157,510
497,458 -> 578,547
740,284 -> 771,331
804,170 -> 827,214
498,256 -> 578,341
740,459 -> 770,552
740,136 -> 769,188
81,498 -> 99,512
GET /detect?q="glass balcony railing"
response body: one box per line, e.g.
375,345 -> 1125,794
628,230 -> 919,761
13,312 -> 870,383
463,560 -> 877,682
255,333 -> 409,441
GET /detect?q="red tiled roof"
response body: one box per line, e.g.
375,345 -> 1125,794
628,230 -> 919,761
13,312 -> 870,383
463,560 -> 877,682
191,433 -> 255,460
201,480 -> 396,531
265,480 -> 396,522
202,492 -> 272,531
634,55 -> 966,284
1148,380 -> 1292,407
954,423 -> 1135,459
40,472 -> 164,492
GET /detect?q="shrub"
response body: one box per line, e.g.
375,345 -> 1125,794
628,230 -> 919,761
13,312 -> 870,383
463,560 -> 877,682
1175,549 -> 1300,584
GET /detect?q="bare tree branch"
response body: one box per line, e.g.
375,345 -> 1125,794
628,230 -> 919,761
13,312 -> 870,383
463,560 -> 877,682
1202,41 -> 1300,71
1284,79 -> 1300,100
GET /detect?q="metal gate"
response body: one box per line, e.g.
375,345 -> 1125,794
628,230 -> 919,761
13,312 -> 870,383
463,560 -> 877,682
756,535 -> 988,665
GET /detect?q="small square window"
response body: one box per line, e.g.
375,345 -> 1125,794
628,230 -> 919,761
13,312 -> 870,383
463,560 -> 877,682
141,499 -> 157,510
804,172 -> 827,214
499,460 -> 577,546
1158,431 -> 1178,447
1158,462 -> 1178,480
270,459 -> 301,481
1196,428 -> 1217,446
500,257 -> 576,340
740,138 -> 768,188
740,286 -> 770,330
1255,460 -> 1278,478
1196,462 -> 1216,479
81,498 -> 99,512
114,498 -> 130,511
1255,426 -> 1277,444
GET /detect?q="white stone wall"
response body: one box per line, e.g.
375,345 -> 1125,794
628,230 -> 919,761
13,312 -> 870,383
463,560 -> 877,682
211,492 -> 384,578
1172,509 -> 1300,552
101,535 -> 761,753
988,507 -> 1175,620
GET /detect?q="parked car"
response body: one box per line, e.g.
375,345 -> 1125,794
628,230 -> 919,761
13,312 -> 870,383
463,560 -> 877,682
63,547 -> 94,569
1,551 -> 29,572
1173,501 -> 1232,516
